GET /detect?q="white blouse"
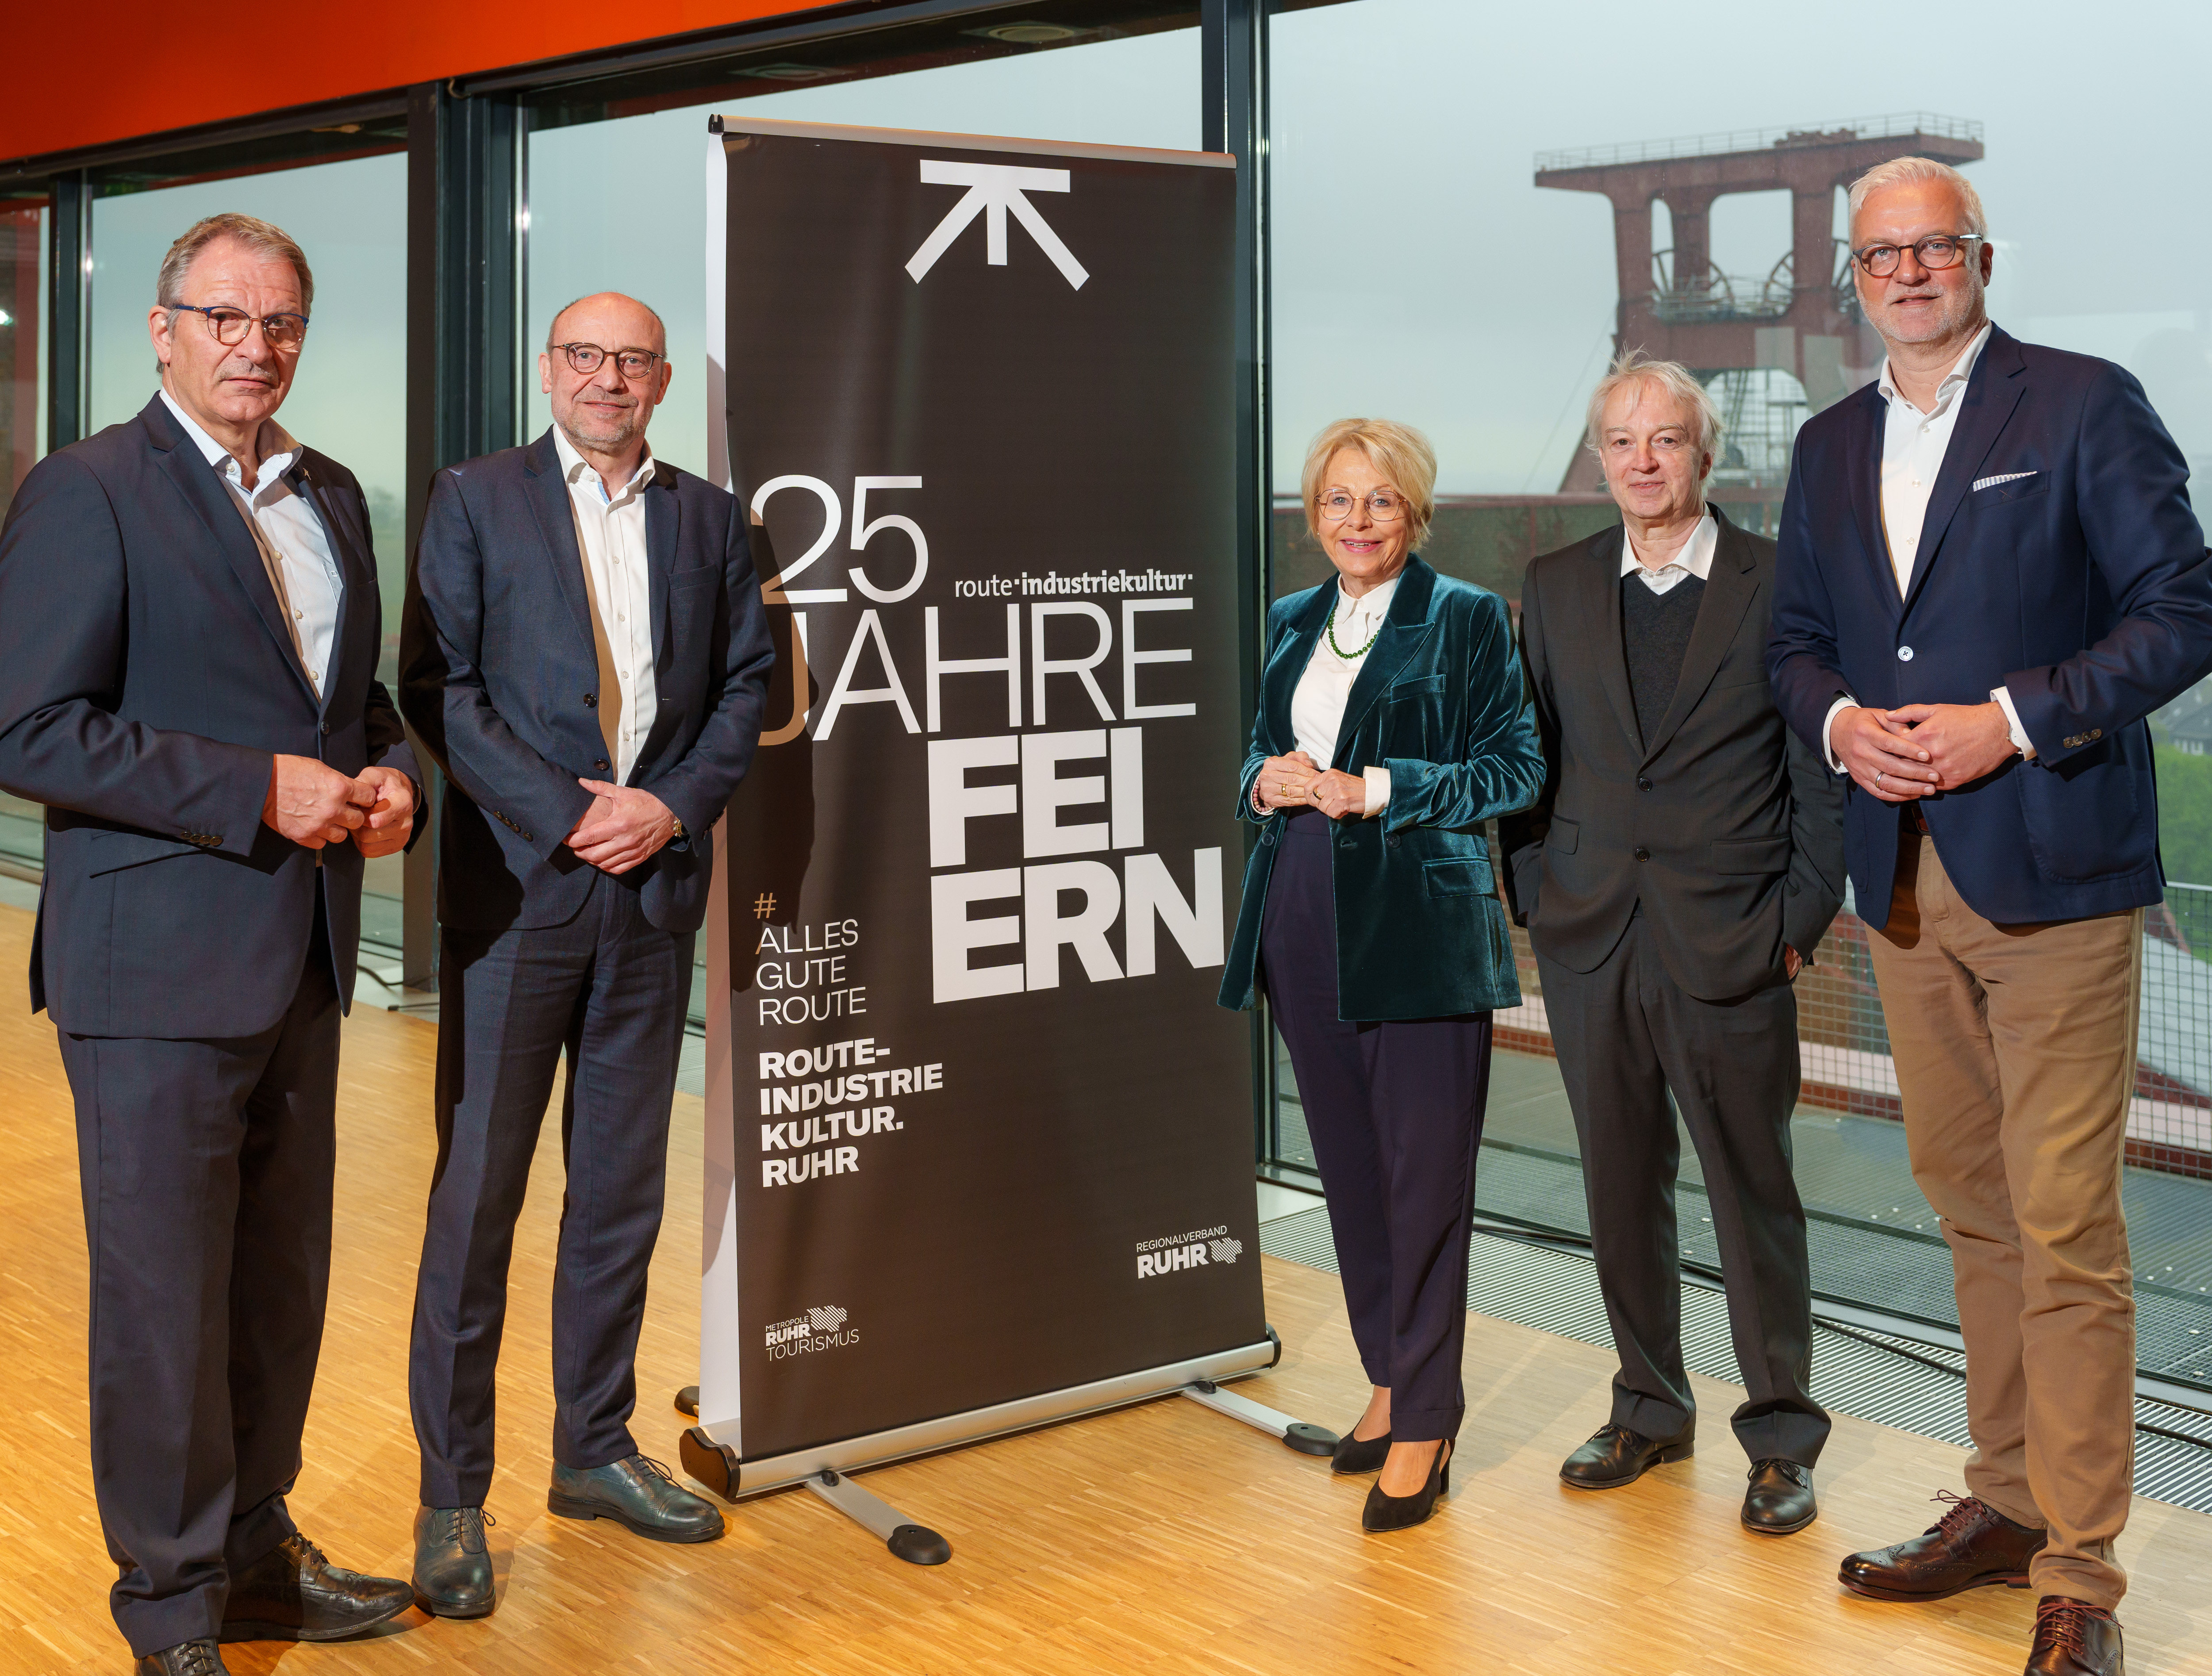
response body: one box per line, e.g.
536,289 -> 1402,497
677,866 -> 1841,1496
1286,573 -> 1398,815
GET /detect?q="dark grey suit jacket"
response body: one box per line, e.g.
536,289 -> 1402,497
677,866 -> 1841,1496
399,430 -> 774,934
0,394 -> 419,1037
1501,506 -> 1847,1000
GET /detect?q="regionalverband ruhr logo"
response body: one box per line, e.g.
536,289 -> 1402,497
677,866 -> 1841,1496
764,1303 -> 860,1358
905,160 -> 1090,290
1134,1225 -> 1241,1279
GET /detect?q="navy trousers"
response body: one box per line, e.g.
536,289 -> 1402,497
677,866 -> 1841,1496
1261,811 -> 1493,1443
409,870 -> 695,1507
59,911 -> 339,1657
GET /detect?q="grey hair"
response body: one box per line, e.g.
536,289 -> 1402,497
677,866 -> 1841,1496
156,213 -> 314,314
546,293 -> 668,353
1846,157 -> 1988,238
1582,349 -> 1722,463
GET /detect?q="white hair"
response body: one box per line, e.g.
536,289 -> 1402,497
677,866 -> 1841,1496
1582,350 -> 1722,463
1847,157 -> 1988,239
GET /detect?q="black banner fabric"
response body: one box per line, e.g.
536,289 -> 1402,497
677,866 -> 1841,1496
706,120 -> 1263,1463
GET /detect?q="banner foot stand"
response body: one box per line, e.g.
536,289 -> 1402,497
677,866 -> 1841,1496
1182,1378 -> 1338,1457
806,1468 -> 953,1566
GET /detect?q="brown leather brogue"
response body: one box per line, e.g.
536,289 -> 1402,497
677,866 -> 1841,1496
2025,1597 -> 2124,1675
1838,1491 -> 2046,1602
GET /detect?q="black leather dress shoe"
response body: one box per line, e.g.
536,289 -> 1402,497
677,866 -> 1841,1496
549,1455 -> 726,1543
2026,1597 -> 2124,1675
1362,1440 -> 1452,1534
219,1532 -> 413,1643
1741,1458 -> 1817,1534
1839,1491 -> 2046,1601
1332,1429 -> 1392,1476
413,1505 -> 497,1619
136,1642 -> 228,1675
1559,1423 -> 1693,1489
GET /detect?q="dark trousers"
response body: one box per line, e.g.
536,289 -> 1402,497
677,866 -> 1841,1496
58,916 -> 339,1657
1538,915 -> 1829,1465
1261,812 -> 1492,1443
410,870 -> 695,1507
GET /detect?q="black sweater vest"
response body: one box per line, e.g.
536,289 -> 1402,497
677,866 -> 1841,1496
1620,571 -> 1706,746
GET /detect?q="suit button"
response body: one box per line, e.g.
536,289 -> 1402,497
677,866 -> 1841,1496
2089,728 -> 2102,741
1386,832 -> 1401,849
1897,646 -> 1915,662
320,721 -> 330,736
1636,776 -> 1652,791
584,692 -> 598,707
596,760 -> 609,771
1634,846 -> 1650,861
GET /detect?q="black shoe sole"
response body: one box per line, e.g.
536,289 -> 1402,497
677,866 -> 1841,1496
1742,1505 -> 1818,1537
411,1585 -> 497,1620
219,1595 -> 413,1644
548,1491 -> 726,1544
1559,1441 -> 1694,1490
1838,1570 -> 2033,1603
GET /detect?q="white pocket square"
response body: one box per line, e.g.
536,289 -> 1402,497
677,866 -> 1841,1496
1973,470 -> 2038,492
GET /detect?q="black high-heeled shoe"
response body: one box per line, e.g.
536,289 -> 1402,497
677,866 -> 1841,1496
1331,1429 -> 1392,1476
1361,1440 -> 1452,1533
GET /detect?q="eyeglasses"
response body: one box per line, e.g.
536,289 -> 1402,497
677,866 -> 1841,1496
551,342 -> 665,380
1316,489 -> 1408,524
171,303 -> 309,352
1850,233 -> 1987,279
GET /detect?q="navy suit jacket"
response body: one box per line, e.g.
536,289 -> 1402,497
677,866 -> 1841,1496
399,430 -> 774,934
0,394 -> 419,1037
1767,326 -> 2212,929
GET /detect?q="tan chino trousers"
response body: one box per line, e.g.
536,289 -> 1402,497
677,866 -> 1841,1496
1866,830 -> 2141,1608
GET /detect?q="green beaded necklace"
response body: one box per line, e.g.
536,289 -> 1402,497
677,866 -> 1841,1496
1325,593 -> 1382,660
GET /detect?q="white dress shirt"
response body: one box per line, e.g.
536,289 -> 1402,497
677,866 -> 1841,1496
553,427 -> 661,785
1820,321 -> 2034,770
1286,572 -> 1398,815
161,388 -> 343,698
1621,512 -> 1717,594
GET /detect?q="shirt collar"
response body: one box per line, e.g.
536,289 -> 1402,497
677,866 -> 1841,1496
1620,511 -> 1718,581
1335,569 -> 1402,627
159,388 -> 301,486
553,424 -> 658,503
1876,319 -> 1994,417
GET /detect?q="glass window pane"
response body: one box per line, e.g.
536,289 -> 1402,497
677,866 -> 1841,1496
0,202 -> 47,875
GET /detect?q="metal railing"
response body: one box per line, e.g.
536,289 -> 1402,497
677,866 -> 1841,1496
1534,111 -> 1984,175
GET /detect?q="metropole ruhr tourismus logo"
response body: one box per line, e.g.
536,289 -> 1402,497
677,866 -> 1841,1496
764,1304 -> 859,1360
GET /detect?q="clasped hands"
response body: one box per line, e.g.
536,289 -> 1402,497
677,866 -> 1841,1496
1256,751 -> 1367,820
262,755 -> 416,858
565,779 -> 677,875
1833,702 -> 2020,804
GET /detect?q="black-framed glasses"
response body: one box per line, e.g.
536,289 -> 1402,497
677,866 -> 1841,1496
1851,233 -> 1988,278
1317,488 -> 1407,523
552,342 -> 664,380
171,302 -> 309,351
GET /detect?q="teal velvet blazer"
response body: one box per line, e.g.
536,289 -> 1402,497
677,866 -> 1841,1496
1217,557 -> 1545,1022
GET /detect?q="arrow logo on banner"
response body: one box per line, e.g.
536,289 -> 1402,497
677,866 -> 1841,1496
905,160 -> 1091,290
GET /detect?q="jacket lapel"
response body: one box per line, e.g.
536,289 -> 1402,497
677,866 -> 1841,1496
645,463 -> 680,667
1640,508 -> 1759,764
1902,327 -> 2026,613
142,397 -> 318,706
1582,526 -> 1643,751
1263,582 -> 1334,752
522,429 -> 599,652
1332,557 -> 1438,768
1843,383 -> 1898,619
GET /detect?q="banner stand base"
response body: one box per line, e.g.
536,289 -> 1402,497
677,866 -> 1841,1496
1181,1378 -> 1339,1457
806,1468 -> 952,1565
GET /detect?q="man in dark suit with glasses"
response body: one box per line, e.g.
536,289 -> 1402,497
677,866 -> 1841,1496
400,292 -> 772,1618
0,213 -> 419,1674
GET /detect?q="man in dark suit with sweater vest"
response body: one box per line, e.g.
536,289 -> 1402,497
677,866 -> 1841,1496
399,292 -> 773,1617
1503,351 -> 1847,1539
0,214 -> 419,1674
1769,158 -> 2212,1676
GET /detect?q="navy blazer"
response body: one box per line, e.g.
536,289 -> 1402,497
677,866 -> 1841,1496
0,394 -> 419,1037
1218,557 -> 1545,1021
1767,326 -> 2212,928
400,430 -> 775,934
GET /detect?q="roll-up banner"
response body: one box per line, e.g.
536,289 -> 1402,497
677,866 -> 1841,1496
685,116 -> 1283,1528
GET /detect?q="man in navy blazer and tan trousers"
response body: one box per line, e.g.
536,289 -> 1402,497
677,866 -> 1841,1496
1770,159 -> 2212,1676
399,292 -> 772,1618
0,214 -> 420,1674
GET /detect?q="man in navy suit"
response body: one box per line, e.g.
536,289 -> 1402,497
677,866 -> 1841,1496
399,292 -> 772,1617
0,214 -> 419,1674
1769,159 -> 2212,1676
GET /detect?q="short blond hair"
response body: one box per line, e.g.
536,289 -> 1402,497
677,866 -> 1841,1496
156,212 -> 315,314
1847,157 -> 1988,240
1300,419 -> 1437,549
1582,349 -> 1722,464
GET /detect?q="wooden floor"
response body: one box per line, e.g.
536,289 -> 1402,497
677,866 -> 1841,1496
4,903 -> 2211,1675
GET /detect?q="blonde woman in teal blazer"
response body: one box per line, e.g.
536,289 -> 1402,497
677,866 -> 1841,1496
1219,418 -> 1543,1533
